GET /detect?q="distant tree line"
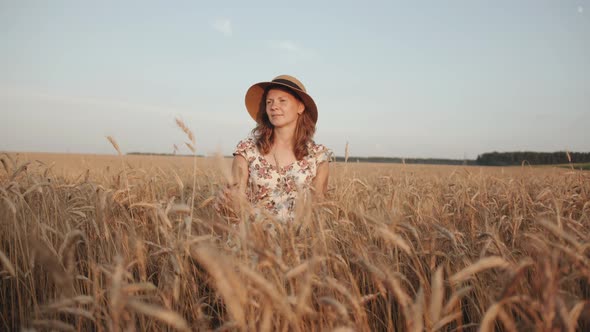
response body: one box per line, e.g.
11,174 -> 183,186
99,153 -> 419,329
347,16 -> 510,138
127,151 -> 590,167
332,156 -> 477,165
475,151 -> 590,166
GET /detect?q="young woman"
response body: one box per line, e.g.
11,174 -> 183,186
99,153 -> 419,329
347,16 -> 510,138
227,75 -> 331,223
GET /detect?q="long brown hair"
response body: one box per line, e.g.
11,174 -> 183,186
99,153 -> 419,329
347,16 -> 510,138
252,85 -> 316,160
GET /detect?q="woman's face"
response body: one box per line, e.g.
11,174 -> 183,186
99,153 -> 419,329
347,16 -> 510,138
265,88 -> 305,129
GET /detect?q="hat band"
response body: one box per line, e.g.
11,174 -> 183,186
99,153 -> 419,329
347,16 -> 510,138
271,78 -> 302,91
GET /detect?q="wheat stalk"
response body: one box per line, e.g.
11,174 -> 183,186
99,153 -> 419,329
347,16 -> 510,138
1,151 -> 589,331
0,250 -> 15,278
105,136 -> 134,219
344,141 -> 349,163
175,117 -> 197,225
127,300 -> 190,331
106,136 -> 122,156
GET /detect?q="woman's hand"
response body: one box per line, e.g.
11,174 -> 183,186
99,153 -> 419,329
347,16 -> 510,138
213,183 -> 240,218
214,155 -> 249,219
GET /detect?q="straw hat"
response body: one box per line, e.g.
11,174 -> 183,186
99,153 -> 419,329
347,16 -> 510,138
245,75 -> 318,124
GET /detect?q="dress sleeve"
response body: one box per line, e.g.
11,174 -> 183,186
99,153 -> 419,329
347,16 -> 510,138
313,144 -> 332,165
233,137 -> 255,161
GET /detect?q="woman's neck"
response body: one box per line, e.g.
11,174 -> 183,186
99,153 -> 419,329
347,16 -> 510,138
273,125 -> 296,148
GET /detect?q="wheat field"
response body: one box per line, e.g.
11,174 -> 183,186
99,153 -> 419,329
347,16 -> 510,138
1,150 -> 589,331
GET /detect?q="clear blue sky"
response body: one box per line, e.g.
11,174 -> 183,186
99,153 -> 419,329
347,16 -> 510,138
1,0 -> 589,159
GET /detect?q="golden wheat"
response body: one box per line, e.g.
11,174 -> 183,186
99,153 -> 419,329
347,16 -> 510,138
0,152 -> 589,331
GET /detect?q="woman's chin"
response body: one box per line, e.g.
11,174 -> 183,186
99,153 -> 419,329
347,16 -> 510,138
270,120 -> 286,128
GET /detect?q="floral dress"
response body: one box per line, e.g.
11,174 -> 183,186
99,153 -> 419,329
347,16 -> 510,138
233,136 -> 332,223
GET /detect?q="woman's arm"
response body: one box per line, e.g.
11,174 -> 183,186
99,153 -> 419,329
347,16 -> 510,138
231,155 -> 249,193
215,155 -> 248,215
312,162 -> 329,199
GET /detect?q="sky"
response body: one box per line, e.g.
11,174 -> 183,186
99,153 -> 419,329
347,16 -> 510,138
1,0 -> 589,159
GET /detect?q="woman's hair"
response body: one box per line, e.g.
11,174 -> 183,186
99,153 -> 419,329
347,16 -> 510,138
252,85 -> 316,160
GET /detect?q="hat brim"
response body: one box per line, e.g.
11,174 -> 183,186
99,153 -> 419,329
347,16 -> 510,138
245,82 -> 318,124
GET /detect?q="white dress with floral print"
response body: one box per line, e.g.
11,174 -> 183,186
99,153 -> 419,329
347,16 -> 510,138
233,136 -> 331,223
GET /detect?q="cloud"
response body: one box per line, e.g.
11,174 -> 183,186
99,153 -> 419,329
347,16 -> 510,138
212,18 -> 232,37
270,40 -> 314,61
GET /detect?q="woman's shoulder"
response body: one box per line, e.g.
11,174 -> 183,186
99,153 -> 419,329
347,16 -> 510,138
234,135 -> 258,158
307,140 -> 332,160
236,135 -> 256,148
